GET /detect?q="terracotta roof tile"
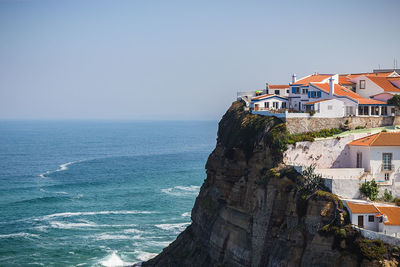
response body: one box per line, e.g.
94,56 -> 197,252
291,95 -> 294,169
304,99 -> 330,105
367,76 -> 400,92
310,83 -> 386,105
252,94 -> 287,101
339,75 -> 355,85
348,132 -> 400,146
376,206 -> 400,225
268,84 -> 290,89
346,202 -> 379,214
293,74 -> 333,86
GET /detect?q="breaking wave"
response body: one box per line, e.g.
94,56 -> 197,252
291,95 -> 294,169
39,161 -> 79,178
0,232 -> 40,239
155,222 -> 190,234
39,210 -> 154,220
161,185 -> 200,197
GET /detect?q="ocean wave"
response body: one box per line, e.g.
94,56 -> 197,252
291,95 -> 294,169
161,185 -> 200,197
95,234 -> 133,240
134,250 -> 158,262
99,251 -> 125,267
11,195 -> 71,205
38,161 -> 78,178
0,232 -> 39,239
123,228 -> 143,234
49,220 -> 99,229
154,222 -> 190,233
40,210 -> 154,220
181,212 -> 191,217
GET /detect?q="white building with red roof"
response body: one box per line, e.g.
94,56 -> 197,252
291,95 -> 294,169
344,200 -> 400,237
266,84 -> 290,97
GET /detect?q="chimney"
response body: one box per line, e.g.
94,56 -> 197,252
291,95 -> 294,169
329,76 -> 334,98
292,74 -> 297,83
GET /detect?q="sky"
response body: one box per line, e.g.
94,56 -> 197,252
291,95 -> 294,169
0,0 -> 399,120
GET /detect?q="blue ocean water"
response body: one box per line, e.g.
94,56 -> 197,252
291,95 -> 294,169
0,121 -> 217,266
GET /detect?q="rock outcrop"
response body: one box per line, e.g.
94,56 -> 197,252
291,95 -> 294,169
141,101 -> 399,267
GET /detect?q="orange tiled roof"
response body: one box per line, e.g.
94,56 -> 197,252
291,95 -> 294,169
348,132 -> 400,146
310,83 -> 386,105
345,72 -> 395,79
304,99 -> 330,105
367,76 -> 400,92
268,84 -> 290,89
376,206 -> 400,225
252,94 -> 287,101
339,75 -> 355,85
346,202 -> 379,214
293,74 -> 333,86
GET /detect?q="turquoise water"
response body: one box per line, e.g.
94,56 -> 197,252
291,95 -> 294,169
0,121 -> 217,266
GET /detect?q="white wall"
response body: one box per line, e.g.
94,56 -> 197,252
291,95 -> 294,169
250,97 -> 288,110
350,213 -> 379,231
267,88 -> 289,97
317,99 -> 345,117
383,225 -> 400,237
348,146 -> 371,171
368,147 -> 400,183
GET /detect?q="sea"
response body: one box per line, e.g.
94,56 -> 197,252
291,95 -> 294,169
0,120 -> 217,266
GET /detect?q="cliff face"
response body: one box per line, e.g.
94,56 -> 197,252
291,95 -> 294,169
142,101 -> 399,267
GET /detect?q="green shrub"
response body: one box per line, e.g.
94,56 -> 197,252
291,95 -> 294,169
358,239 -> 387,260
287,128 -> 344,144
360,180 -> 379,201
388,95 -> 400,109
308,110 -> 316,116
355,126 -> 365,130
382,189 -> 393,202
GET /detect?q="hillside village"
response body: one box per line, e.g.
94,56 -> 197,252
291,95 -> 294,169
238,69 -> 400,243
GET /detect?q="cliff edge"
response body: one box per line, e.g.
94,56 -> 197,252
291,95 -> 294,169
141,101 -> 399,267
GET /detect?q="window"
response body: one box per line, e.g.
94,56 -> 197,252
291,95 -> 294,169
265,102 -> 269,108
368,215 -> 374,222
302,89 -> 308,94
383,153 -> 392,171
371,106 -> 379,115
378,217 -> 383,223
273,102 -> 279,109
275,90 -> 280,95
381,106 -> 387,116
358,106 -> 369,115
286,89 -> 289,94
328,105 -> 333,110
360,80 -> 366,89
291,87 -> 300,94
356,152 -> 362,168
282,102 -> 286,108
385,173 -> 390,181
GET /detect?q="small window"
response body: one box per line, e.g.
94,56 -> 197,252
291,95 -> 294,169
368,215 -> 374,222
275,90 -> 280,95
360,80 -> 366,89
357,152 -> 362,168
379,217 -> 383,223
328,105 -> 333,110
286,89 -> 289,94
385,173 -> 390,181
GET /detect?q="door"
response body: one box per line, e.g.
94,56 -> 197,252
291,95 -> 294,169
255,104 -> 259,111
356,152 -> 362,168
358,215 -> 364,228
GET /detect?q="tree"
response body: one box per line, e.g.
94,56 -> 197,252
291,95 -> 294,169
388,95 -> 400,109
382,189 -> 393,202
360,180 -> 379,201
300,164 -> 324,195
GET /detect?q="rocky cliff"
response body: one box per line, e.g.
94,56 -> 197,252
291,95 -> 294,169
141,101 -> 399,267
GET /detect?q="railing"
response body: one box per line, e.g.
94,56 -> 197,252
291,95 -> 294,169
381,164 -> 395,172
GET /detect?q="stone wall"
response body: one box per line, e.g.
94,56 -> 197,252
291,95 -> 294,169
286,116 -> 400,134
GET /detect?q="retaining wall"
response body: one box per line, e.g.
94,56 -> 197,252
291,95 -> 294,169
285,116 -> 400,134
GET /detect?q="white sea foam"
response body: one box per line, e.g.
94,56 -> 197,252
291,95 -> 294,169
123,228 -> 143,234
134,250 -> 158,261
0,232 -> 39,239
161,185 -> 200,197
40,210 -> 153,220
38,160 -> 79,178
155,222 -> 190,234
95,234 -> 132,240
181,212 -> 191,217
99,251 -> 125,267
49,221 -> 99,229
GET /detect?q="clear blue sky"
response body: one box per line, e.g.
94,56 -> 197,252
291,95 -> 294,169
0,0 -> 399,120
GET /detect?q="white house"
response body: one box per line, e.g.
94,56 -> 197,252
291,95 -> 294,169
304,99 -> 345,118
266,84 -> 290,97
350,75 -> 400,99
347,132 -> 400,185
250,94 -> 288,111
345,201 -> 400,237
